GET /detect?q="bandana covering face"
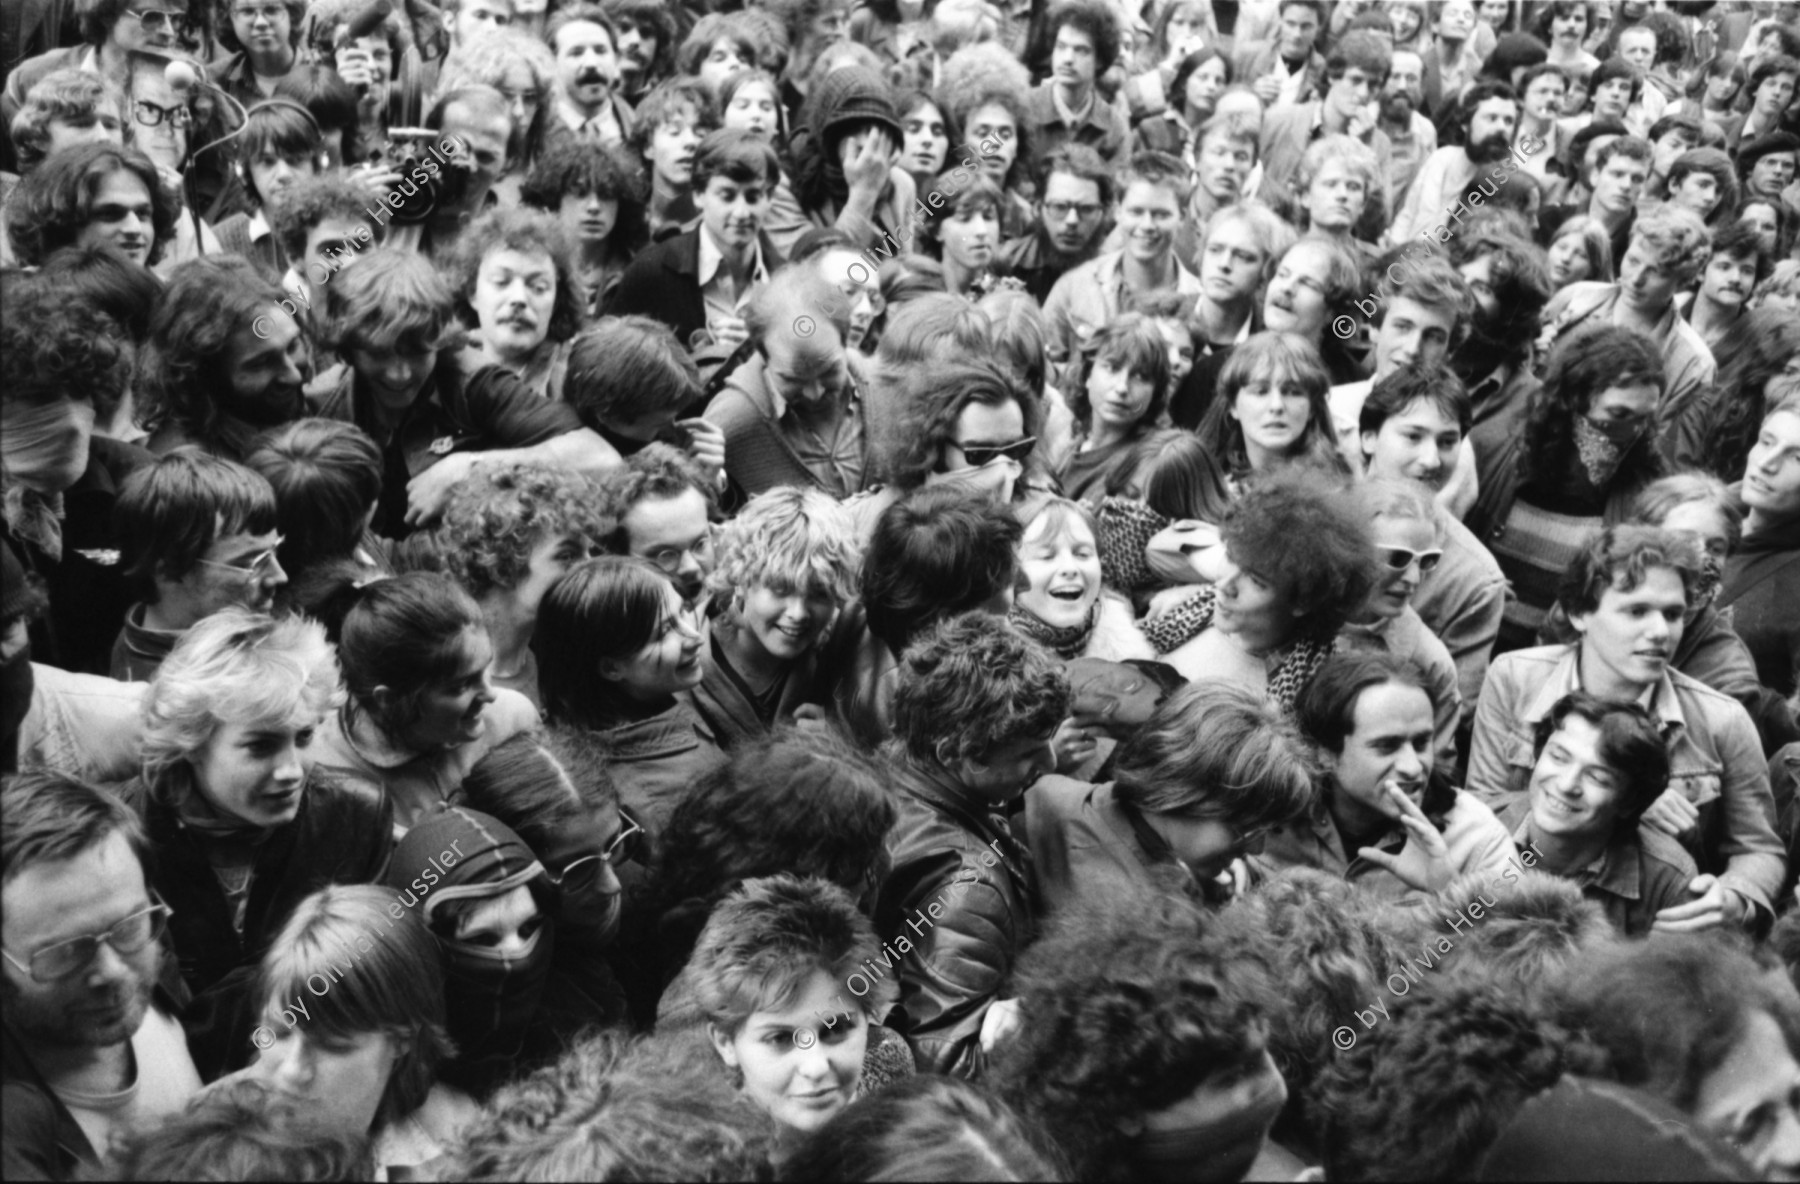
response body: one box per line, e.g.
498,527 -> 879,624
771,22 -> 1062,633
392,808 -> 553,1085
1572,415 -> 1646,488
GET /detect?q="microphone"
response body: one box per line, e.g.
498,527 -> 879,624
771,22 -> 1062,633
164,59 -> 199,92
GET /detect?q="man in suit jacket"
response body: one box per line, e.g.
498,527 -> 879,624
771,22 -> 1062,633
1233,0 -> 1327,108
605,128 -> 786,354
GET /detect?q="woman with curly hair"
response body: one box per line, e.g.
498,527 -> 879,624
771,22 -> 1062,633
987,885 -> 1287,1183
689,486 -> 860,748
644,728 -> 894,1013
1469,322 -> 1666,653
1055,313 -> 1173,501
1194,331 -> 1350,488
122,609 -> 394,1078
520,140 -> 648,321
435,28 -> 556,203
446,206 -> 585,400
1147,467 -> 1378,706
4,140 -> 175,268
687,875 -> 906,1149
935,42 -> 1037,240
434,463 -> 606,706
203,884 -> 473,1176
1269,650 -> 1519,900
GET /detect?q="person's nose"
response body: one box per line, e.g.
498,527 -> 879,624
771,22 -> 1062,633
1641,610 -> 1671,645
83,939 -> 134,992
271,741 -> 305,787
1392,741 -> 1426,781
267,1037 -> 316,1091
793,1036 -> 833,1080
1760,1102 -> 1800,1178
118,208 -> 146,235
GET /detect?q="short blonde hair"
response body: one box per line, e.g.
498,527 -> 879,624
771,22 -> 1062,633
140,608 -> 343,795
1293,133 -> 1385,231
1628,203 -> 1712,288
706,486 -> 860,610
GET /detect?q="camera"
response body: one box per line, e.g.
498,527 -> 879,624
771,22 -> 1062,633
377,127 -> 472,225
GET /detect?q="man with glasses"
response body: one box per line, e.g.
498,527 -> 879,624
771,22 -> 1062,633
108,452 -> 286,680
999,144 -> 1114,306
598,444 -> 719,605
214,0 -> 302,106
1,0 -> 198,173
1,771 -> 200,1180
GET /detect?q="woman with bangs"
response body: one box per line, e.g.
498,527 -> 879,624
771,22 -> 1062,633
688,487 -> 862,749
1010,496 -> 1153,673
520,139 -> 648,321
533,555 -> 722,839
309,571 -> 541,836
1132,47 -> 1232,162
210,98 -> 328,280
689,874 -> 902,1152
1056,313 -> 1172,501
1195,331 -> 1351,493
209,885 -> 473,1177
1545,213 -> 1616,288
435,29 -> 556,206
447,207 -> 585,400
123,608 -> 394,1079
311,248 -> 620,537
915,169 -> 1010,299
722,68 -> 790,148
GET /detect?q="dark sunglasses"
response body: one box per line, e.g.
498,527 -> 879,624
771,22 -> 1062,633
956,436 -> 1037,467
1377,546 -> 1443,574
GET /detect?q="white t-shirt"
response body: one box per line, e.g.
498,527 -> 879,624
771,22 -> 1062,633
53,1005 -> 202,1166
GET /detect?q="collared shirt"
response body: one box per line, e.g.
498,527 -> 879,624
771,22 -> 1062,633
1511,819 -> 1696,937
1041,248 -> 1203,373
765,370 -> 866,498
1467,643 -> 1785,916
558,96 -> 622,146
696,223 -> 769,331
1025,81 -> 1130,166
1049,82 -> 1095,130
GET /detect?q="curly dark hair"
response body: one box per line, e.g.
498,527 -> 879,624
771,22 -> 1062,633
646,727 -> 895,981
1694,307 -> 1800,480
0,269 -> 131,414
1223,467 -> 1378,640
1519,323 -> 1666,492
1446,222 -> 1553,375
988,885 -> 1275,1182
880,356 -> 1041,490
1043,0 -> 1124,74
435,463 -> 608,601
519,140 -> 649,258
3,141 -> 178,267
1315,979 -> 1608,1180
135,255 -> 294,445
892,611 -> 1070,768
442,206 -> 585,347
861,484 -> 1022,656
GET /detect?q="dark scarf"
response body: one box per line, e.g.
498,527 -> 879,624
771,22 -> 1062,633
1008,601 -> 1099,660
1141,583 -> 1338,715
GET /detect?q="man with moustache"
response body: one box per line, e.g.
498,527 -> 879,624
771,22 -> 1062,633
1392,81 -> 1520,244
998,144 -> 1114,305
2,772 -> 201,1180
136,257 -> 310,461
1258,30 -> 1395,215
600,0 -> 674,105
547,4 -> 629,150
1376,48 -> 1437,212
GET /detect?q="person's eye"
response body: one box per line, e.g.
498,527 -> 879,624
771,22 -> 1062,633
295,728 -> 315,748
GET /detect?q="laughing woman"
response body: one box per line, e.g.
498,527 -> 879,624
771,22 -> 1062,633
1011,496 -> 1153,664
127,609 -> 393,1079
533,556 -> 723,839
1055,313 -> 1174,502
688,487 -> 862,749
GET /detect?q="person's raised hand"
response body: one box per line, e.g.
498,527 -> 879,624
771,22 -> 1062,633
1356,781 -> 1453,893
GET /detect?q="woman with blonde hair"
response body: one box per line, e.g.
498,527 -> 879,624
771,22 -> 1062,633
1545,213 -> 1615,287
125,608 -> 393,1079
689,487 -> 862,748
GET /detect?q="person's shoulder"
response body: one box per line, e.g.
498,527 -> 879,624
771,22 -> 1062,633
1637,824 -> 1700,881
1666,316 -> 1716,372
1665,664 -> 1752,717
1487,644 -> 1571,686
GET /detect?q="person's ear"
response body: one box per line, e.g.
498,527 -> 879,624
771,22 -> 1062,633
368,684 -> 401,716
1567,605 -> 1591,636
596,656 -> 627,681
708,1022 -> 740,1069
1360,428 -> 1380,462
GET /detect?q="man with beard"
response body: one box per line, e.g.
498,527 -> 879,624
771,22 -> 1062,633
1392,81 -> 1519,244
1,772 -> 201,1180
1681,218 -> 1766,355
998,144 -> 1113,305
1445,221 -> 1553,432
135,257 -> 310,461
600,0 -> 675,105
547,4 -> 629,150
1258,30 -> 1394,216
1377,48 -> 1437,212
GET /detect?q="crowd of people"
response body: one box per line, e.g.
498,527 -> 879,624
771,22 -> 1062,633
3,0 -> 1800,1179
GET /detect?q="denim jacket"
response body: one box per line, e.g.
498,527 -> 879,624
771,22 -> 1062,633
1468,644 -> 1784,919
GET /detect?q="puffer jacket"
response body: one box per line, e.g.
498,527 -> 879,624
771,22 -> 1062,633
873,758 -> 1039,1079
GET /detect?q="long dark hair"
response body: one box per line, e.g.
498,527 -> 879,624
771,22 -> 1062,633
1694,308 -> 1800,481
533,556 -> 675,730
1520,323 -> 1666,492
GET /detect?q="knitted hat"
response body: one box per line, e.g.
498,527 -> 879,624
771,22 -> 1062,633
808,66 -> 903,147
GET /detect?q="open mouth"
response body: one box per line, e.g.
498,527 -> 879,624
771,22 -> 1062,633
1047,585 -> 1087,602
